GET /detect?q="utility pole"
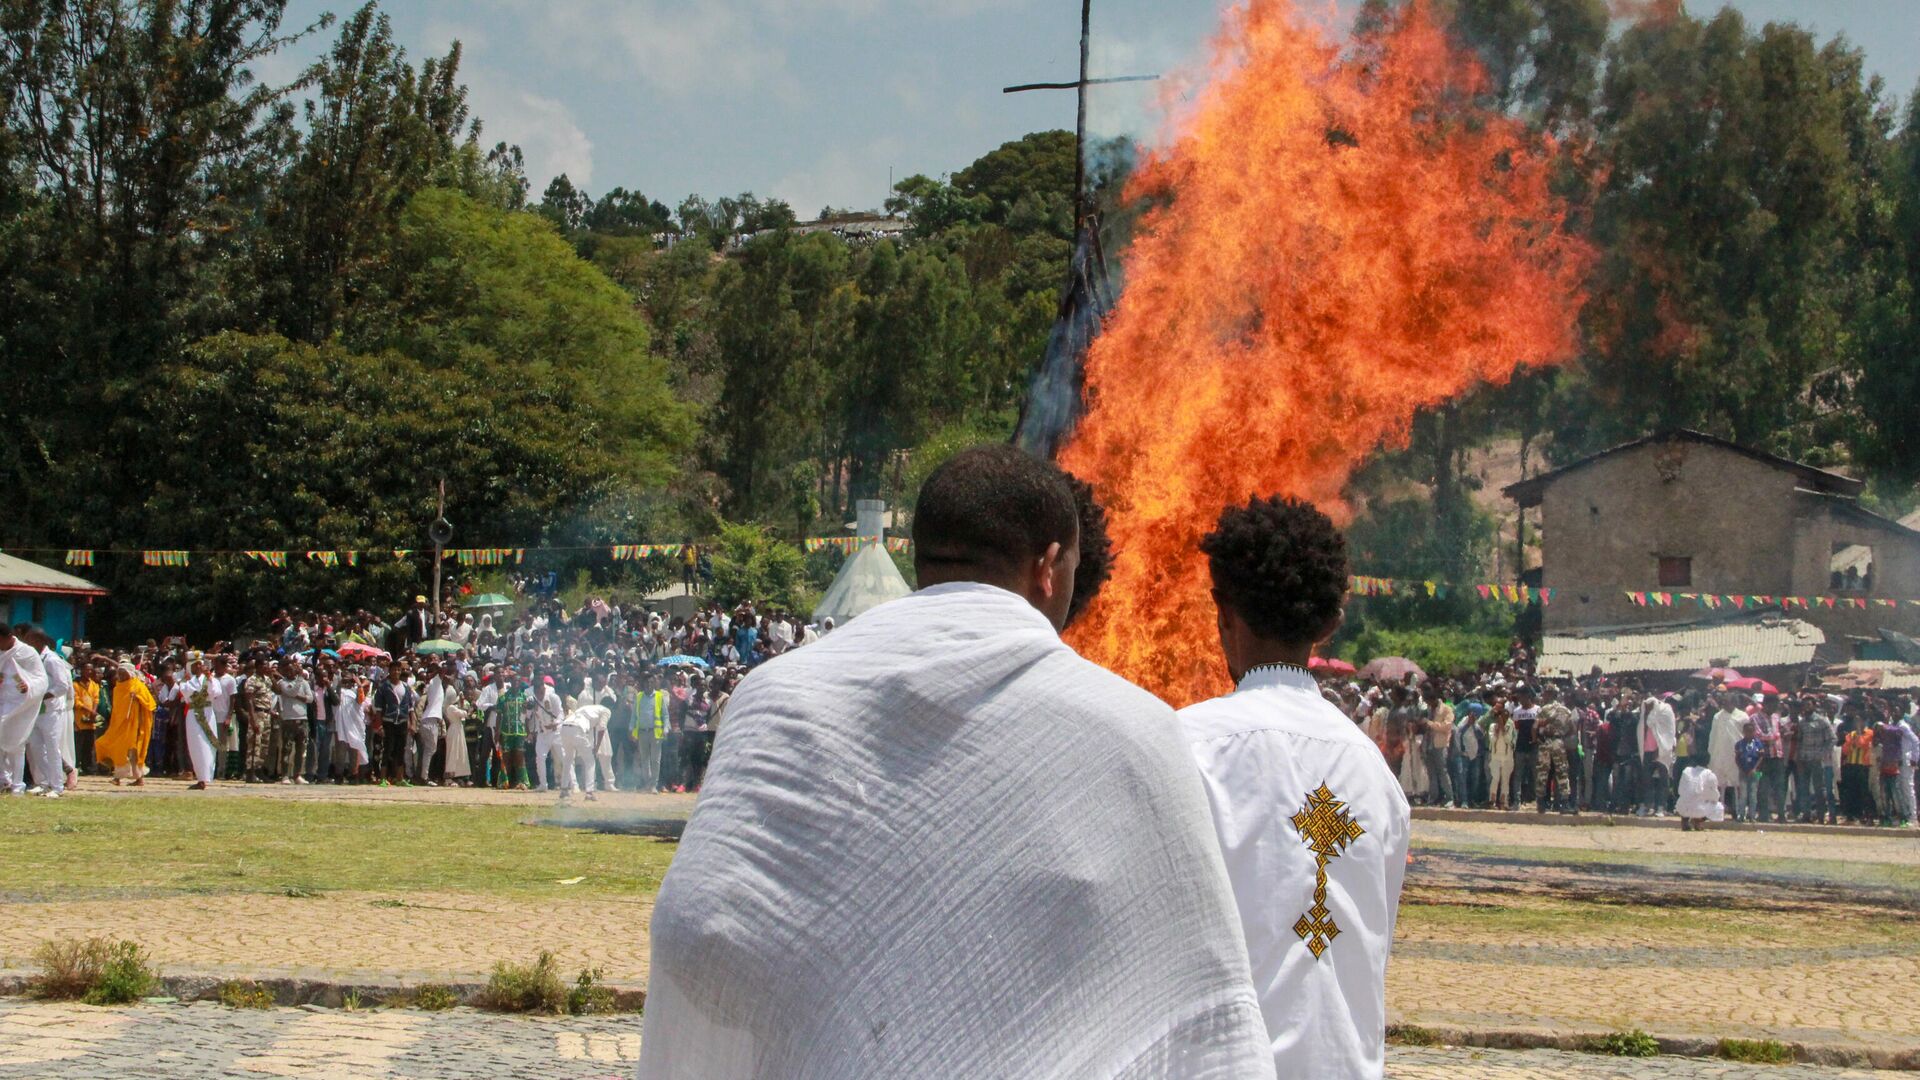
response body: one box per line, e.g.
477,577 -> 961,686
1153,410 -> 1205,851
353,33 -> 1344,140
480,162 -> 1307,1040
429,480 -> 452,616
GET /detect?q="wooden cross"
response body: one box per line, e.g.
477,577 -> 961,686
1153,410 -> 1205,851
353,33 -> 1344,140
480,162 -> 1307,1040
1290,783 -> 1366,959
1002,0 -> 1158,228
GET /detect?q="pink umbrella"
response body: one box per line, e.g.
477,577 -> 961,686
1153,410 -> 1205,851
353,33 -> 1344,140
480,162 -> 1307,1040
1360,656 -> 1426,683
337,642 -> 390,662
1309,656 -> 1357,676
1725,676 -> 1779,695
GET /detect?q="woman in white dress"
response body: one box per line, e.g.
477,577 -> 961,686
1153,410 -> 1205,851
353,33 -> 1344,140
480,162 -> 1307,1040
1488,705 -> 1518,810
442,680 -> 474,785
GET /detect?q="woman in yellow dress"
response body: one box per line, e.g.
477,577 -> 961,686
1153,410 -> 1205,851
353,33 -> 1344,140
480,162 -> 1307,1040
94,665 -> 155,786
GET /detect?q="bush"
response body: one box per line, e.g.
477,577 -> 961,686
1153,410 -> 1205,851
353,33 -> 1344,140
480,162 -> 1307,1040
399,984 -> 460,1011
218,980 -> 275,1009
477,952 -> 568,1014
1718,1038 -> 1791,1064
1387,1024 -> 1441,1047
1584,1030 -> 1660,1057
1337,625 -> 1511,678
568,967 -> 615,1016
31,938 -> 158,1005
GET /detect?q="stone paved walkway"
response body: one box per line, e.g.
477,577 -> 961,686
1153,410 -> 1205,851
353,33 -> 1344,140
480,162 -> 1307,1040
0,1001 -> 1909,1079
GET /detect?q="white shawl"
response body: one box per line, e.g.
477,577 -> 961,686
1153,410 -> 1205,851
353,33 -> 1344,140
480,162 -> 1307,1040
637,582 -> 1272,1080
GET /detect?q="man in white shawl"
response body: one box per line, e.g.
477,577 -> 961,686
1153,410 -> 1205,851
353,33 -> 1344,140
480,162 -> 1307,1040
1708,692 -> 1744,805
23,627 -> 72,797
637,445 -> 1273,1080
0,622 -> 50,795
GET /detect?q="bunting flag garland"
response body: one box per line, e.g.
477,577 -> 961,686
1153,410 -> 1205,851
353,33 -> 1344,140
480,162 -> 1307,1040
24,545 -> 1920,617
453,548 -> 526,567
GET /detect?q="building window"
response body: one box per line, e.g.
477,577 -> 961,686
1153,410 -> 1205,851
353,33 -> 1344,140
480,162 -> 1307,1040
1831,542 -> 1874,593
1658,556 -> 1692,588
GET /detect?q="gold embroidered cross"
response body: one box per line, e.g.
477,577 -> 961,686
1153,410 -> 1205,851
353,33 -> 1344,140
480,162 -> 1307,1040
1290,783 -> 1365,960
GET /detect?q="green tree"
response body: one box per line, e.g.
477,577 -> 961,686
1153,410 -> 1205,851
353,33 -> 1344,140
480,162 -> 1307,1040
707,520 -> 808,609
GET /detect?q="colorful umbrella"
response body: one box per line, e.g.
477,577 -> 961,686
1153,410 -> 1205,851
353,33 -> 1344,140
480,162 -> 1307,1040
414,639 -> 462,655
656,655 -> 712,670
1308,656 -> 1357,676
464,592 -> 515,609
1725,676 -> 1780,695
337,642 -> 390,661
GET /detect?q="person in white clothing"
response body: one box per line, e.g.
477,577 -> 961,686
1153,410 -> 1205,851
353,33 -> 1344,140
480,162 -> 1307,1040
23,628 -> 72,796
529,673 -> 564,791
1176,495 -> 1410,1080
180,656 -> 227,789
636,445 -> 1273,1080
0,622 -> 50,795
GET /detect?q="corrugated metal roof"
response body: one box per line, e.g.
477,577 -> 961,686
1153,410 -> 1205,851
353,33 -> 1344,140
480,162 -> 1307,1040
0,552 -> 107,596
1826,660 -> 1920,690
1540,617 -> 1825,676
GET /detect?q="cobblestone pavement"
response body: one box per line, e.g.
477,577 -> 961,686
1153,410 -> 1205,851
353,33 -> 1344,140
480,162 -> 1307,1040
0,1002 -> 1909,1079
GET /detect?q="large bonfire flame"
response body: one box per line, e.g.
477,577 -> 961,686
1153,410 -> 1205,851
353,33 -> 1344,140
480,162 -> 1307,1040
1059,0 -> 1593,707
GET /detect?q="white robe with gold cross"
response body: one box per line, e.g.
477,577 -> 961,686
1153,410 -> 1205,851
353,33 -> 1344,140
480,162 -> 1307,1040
1178,664 -> 1410,1080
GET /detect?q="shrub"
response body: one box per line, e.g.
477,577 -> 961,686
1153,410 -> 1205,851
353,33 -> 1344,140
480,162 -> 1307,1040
1718,1038 -> 1791,1064
568,967 -> 616,1016
31,938 -> 158,1005
1338,625 -> 1511,678
1387,1024 -> 1441,1047
411,984 -> 460,1011
341,989 -> 364,1012
218,980 -> 275,1009
477,952 -> 568,1014
1584,1030 -> 1660,1057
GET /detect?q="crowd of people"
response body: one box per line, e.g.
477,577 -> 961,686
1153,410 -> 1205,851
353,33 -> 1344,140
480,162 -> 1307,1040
1326,656 -> 1920,828
0,591 -> 837,798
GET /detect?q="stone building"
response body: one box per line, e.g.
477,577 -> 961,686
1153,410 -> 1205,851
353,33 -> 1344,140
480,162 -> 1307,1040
1504,430 -> 1920,668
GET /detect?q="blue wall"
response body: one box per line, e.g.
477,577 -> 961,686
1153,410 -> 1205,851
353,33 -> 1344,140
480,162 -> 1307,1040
4,593 -> 88,646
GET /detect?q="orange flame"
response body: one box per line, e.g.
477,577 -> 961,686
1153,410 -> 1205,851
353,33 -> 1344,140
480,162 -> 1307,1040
1059,0 -> 1592,707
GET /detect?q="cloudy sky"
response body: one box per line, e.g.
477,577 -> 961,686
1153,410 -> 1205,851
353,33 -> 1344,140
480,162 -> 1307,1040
270,1 -> 1920,217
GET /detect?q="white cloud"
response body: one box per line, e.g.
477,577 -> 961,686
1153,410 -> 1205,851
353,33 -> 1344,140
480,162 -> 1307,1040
466,75 -> 596,188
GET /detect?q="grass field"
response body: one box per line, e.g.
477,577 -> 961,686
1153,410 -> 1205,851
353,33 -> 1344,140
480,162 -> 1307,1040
0,797 -> 677,902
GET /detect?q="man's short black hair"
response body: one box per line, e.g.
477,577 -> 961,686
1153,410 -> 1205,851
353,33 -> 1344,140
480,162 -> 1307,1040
1200,495 -> 1348,645
914,445 -> 1077,577
1063,472 -> 1113,627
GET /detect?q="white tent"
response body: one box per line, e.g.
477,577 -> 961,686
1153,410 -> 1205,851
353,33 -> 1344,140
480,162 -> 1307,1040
812,500 -> 912,626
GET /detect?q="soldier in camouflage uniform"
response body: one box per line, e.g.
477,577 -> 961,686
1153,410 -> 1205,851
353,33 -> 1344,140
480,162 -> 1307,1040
239,658 -> 278,782
1534,685 -> 1578,814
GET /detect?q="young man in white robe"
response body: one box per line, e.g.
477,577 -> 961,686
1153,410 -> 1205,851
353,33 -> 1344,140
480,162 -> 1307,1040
637,445 -> 1273,1080
529,673 -> 564,791
0,622 -> 50,795
1176,496 -> 1410,1080
23,628 -> 72,797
